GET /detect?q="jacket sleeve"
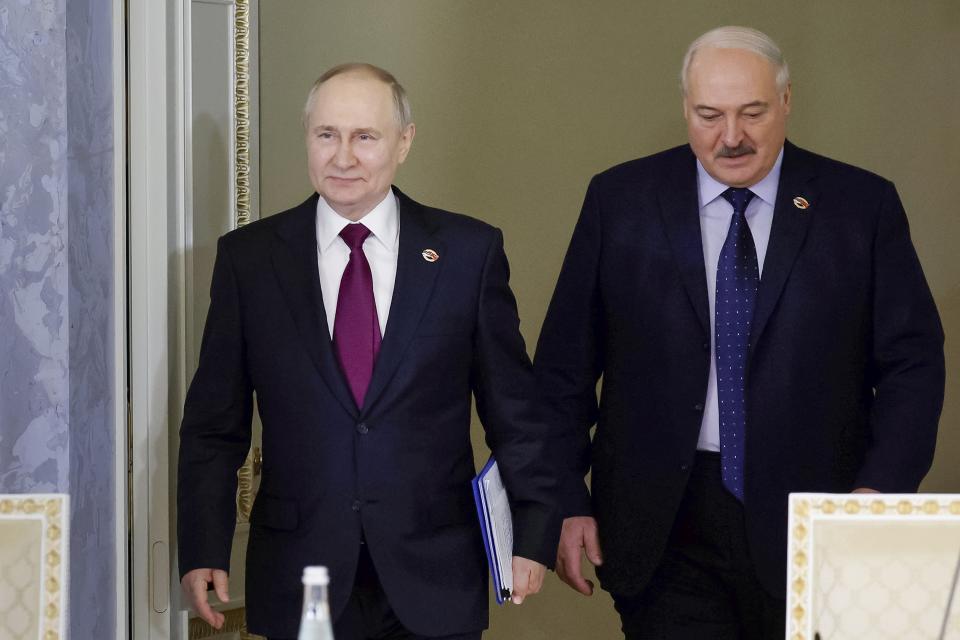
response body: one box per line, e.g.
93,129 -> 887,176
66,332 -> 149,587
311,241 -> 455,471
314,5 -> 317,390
177,235 -> 254,578
470,227 -> 561,567
854,180 -> 945,491
533,177 -> 605,518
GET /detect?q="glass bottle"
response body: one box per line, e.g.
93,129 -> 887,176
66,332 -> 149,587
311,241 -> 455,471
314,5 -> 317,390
297,565 -> 335,640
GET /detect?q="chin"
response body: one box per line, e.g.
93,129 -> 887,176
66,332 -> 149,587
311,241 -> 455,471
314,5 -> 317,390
716,167 -> 759,188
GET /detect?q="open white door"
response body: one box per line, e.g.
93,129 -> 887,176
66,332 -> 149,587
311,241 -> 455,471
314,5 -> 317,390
128,0 -> 259,638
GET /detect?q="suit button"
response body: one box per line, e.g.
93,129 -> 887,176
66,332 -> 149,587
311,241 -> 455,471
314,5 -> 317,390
702,341 -> 709,351
680,463 -> 690,471
352,500 -> 361,512
356,422 -> 369,435
693,403 -> 704,412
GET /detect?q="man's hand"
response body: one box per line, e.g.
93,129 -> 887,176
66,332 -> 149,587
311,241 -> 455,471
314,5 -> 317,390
852,487 -> 880,494
181,568 -> 230,629
510,556 -> 546,604
555,516 -> 603,596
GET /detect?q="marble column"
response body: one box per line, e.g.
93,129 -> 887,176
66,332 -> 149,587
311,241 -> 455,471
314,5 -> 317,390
0,0 -> 117,636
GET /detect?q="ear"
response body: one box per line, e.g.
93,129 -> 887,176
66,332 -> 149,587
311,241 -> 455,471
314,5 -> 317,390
781,83 -> 792,115
397,123 -> 416,164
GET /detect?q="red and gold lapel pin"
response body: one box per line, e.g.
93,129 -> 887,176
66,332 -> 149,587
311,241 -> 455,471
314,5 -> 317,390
421,249 -> 440,263
792,196 -> 810,210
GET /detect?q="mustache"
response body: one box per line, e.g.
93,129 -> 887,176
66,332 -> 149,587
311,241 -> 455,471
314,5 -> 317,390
716,144 -> 756,158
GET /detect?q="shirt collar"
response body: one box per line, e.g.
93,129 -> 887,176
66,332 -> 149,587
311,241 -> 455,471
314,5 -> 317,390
696,147 -> 784,209
315,188 -> 399,253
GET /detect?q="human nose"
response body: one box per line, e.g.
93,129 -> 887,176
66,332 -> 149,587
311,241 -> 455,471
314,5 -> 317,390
333,139 -> 356,169
721,117 -> 744,149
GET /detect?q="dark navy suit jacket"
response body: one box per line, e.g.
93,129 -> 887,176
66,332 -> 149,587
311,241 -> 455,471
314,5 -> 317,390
534,141 -> 945,597
178,189 -> 559,638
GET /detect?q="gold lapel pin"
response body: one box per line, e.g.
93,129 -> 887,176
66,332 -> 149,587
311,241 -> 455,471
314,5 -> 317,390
421,249 -> 440,263
793,196 -> 810,210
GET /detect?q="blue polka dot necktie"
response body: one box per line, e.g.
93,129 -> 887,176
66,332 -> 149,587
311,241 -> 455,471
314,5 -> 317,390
715,187 -> 757,502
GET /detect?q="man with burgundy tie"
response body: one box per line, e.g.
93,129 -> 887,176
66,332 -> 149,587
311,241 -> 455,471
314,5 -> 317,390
178,63 -> 558,639
534,26 -> 944,639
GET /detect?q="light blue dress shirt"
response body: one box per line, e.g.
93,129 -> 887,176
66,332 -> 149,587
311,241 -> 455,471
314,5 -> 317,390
696,149 -> 783,452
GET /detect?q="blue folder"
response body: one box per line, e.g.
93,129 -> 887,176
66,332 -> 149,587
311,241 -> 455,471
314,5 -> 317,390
472,456 -> 512,604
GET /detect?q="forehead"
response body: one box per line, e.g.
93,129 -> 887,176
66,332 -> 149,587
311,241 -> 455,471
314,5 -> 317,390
309,73 -> 395,123
686,47 -> 779,101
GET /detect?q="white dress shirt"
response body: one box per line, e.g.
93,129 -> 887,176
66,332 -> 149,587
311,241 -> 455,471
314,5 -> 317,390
696,150 -> 783,451
315,190 -> 399,338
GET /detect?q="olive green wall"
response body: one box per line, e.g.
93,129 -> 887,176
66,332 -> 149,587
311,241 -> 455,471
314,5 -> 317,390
258,2 -> 959,636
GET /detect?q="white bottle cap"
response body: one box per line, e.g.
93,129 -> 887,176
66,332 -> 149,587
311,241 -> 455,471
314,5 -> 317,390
302,566 -> 330,585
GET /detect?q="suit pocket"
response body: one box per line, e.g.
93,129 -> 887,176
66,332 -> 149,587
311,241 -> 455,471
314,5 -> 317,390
250,493 -> 299,531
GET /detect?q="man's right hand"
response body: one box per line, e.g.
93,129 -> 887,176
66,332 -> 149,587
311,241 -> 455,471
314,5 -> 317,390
181,568 -> 230,629
555,516 -> 603,596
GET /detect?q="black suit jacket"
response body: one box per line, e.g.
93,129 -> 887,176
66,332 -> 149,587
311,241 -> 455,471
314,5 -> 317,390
178,189 -> 559,637
534,141 -> 945,597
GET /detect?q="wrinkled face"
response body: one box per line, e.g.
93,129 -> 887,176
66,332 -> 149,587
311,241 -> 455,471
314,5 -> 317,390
683,47 -> 790,188
305,72 -> 415,220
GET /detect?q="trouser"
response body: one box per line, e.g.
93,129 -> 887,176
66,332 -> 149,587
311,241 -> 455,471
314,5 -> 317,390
272,543 -> 482,640
611,451 -> 785,640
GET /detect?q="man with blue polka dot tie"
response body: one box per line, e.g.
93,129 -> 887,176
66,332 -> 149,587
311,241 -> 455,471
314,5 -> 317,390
536,25 -> 944,640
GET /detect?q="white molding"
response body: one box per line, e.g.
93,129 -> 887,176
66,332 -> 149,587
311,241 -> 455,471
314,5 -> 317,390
112,0 -> 129,636
170,0 -> 194,635
128,0 -> 188,636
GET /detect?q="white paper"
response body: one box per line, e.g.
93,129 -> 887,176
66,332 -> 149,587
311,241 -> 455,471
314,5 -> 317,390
481,461 -> 514,595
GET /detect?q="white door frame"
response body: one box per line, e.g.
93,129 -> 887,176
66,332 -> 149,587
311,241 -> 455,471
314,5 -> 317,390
126,0 -> 258,637
128,0 -> 188,636
112,0 -> 129,637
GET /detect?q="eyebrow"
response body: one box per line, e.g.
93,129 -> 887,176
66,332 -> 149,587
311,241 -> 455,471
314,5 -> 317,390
694,100 -> 770,112
311,124 -> 382,136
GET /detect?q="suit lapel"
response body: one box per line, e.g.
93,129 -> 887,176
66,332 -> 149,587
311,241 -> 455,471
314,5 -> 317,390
361,190 -> 444,415
657,147 -> 711,335
751,141 -> 817,349
271,194 -> 359,417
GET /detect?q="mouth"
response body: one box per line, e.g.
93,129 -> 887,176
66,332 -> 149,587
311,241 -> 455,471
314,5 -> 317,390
326,176 -> 363,185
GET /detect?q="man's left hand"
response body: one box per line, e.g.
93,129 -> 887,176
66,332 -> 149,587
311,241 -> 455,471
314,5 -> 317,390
852,487 -> 880,494
510,556 -> 546,604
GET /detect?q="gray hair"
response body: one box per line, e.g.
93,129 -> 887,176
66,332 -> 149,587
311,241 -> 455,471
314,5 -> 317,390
680,26 -> 790,97
302,62 -> 413,131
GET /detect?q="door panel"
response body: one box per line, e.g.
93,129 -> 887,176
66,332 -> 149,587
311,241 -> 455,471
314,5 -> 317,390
184,0 -> 261,636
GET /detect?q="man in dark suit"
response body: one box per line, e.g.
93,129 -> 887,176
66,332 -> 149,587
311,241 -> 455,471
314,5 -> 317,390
534,26 -> 945,639
178,63 -> 558,640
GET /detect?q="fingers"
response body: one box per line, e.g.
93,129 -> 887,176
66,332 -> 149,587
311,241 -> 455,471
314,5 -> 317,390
581,518 -> 604,567
211,569 -> 231,604
510,557 -> 547,604
526,561 -> 546,594
511,557 -> 530,605
557,542 -> 593,595
181,568 -> 228,630
556,516 -> 601,596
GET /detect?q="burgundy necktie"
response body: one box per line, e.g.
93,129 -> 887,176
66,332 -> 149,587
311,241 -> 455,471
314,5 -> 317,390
333,223 -> 381,408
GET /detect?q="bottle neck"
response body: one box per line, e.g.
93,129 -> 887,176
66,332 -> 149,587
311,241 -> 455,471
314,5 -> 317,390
301,582 -> 331,620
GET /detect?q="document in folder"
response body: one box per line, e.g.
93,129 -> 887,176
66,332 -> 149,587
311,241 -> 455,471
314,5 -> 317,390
472,457 -> 513,604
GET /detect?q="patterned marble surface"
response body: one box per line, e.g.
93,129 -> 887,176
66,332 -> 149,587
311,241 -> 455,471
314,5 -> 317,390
1,0 -> 117,636
0,0 -> 70,494
65,0 -> 116,636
